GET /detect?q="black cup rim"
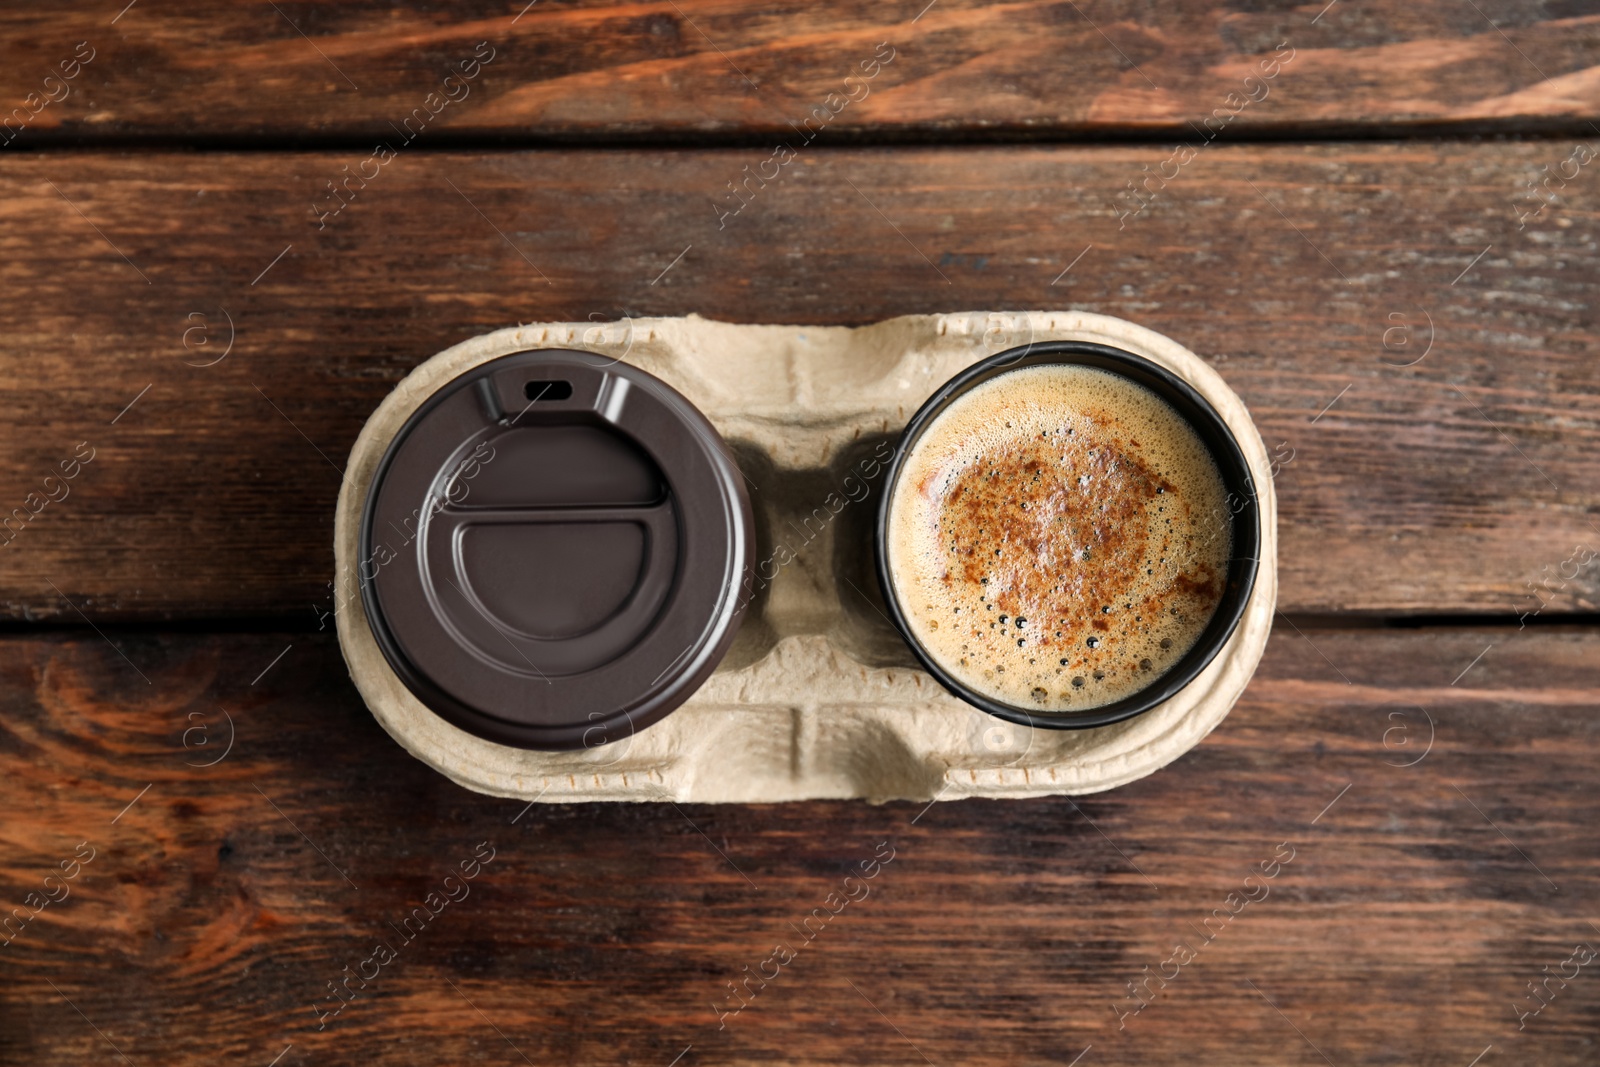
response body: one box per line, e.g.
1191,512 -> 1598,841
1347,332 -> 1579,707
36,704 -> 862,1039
874,340 -> 1261,731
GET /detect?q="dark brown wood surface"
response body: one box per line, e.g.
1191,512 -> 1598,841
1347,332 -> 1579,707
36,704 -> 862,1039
1,145 -> 1598,622
3,1 -> 1600,143
1,625 -> 1596,1065
4,4 -> 1599,1065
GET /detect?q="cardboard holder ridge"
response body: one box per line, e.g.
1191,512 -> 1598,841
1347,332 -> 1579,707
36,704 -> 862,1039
334,312 -> 1279,805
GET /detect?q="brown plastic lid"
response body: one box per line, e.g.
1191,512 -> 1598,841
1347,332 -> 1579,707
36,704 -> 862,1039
358,349 -> 754,751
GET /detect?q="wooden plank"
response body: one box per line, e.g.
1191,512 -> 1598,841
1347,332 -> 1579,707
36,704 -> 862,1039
1,145 -> 1596,620
2,1 -> 1599,143
0,624 -> 1594,1064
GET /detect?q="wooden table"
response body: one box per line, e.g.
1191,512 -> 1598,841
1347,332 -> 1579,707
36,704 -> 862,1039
2,3 -> 1597,1064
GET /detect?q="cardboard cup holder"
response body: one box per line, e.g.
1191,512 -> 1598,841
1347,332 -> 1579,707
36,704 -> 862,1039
335,312 -> 1278,804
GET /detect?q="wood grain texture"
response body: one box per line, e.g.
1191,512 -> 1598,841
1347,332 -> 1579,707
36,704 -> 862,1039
0,145 -> 1597,620
2,1 -> 1600,143
0,624 -> 1595,1065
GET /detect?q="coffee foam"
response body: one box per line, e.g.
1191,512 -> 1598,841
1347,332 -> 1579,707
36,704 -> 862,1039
887,363 -> 1232,712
